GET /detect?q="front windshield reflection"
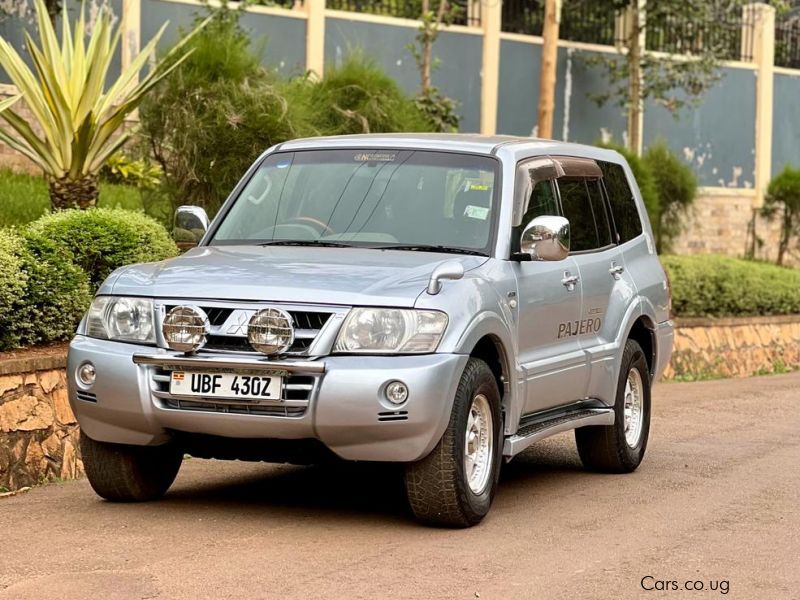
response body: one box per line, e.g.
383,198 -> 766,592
211,149 -> 498,254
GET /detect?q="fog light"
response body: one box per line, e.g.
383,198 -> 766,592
385,381 -> 408,405
77,362 -> 96,387
248,308 -> 294,355
163,305 -> 209,353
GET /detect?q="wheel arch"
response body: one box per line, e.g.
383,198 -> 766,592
627,315 -> 656,378
449,311 -> 518,429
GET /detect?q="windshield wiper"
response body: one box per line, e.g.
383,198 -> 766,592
370,244 -> 487,256
257,240 -> 356,248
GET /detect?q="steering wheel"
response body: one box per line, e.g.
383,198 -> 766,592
286,216 -> 337,237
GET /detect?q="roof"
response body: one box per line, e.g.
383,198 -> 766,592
277,133 -> 624,162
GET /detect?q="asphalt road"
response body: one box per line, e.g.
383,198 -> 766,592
1,373 -> 799,600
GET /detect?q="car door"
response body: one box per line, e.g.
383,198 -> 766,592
556,170 -> 629,402
513,177 -> 587,415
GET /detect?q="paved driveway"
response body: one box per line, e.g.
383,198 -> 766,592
1,373 -> 798,599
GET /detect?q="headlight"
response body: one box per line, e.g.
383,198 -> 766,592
85,296 -> 156,344
334,308 -> 448,354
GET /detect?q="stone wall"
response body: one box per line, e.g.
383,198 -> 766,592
663,315 -> 800,380
0,353 -> 83,491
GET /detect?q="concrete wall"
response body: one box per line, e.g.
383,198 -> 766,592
644,67 -> 758,189
0,0 -> 123,84
772,71 -> 800,175
141,0 -> 307,76
325,15 -> 483,133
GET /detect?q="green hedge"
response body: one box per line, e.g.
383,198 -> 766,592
0,231 -> 28,348
13,230 -> 92,347
0,208 -> 178,351
662,255 -> 800,318
28,208 -> 179,288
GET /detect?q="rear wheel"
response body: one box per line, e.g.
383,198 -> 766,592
404,358 -> 503,527
575,339 -> 651,473
80,432 -> 183,502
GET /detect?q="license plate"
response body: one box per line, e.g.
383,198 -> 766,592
170,371 -> 283,401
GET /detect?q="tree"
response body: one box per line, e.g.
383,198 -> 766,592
762,166 -> 800,266
0,0 -> 205,209
643,140 -> 697,253
407,0 -> 460,132
582,0 -> 753,154
537,0 -> 560,139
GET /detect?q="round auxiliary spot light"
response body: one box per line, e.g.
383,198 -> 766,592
163,305 -> 209,353
385,381 -> 409,405
77,362 -> 96,387
248,308 -> 294,356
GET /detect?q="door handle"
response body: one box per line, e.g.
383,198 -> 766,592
609,262 -> 625,280
561,272 -> 579,291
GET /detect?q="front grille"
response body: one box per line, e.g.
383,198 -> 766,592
162,305 -> 333,355
150,368 -> 317,418
161,398 -> 306,418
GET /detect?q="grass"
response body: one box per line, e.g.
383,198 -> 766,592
0,169 -> 150,228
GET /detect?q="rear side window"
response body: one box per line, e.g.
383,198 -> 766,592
599,161 -> 643,243
558,177 -> 613,252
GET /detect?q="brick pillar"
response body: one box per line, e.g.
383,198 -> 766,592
746,2 -> 775,209
121,0 -> 141,79
480,0 -> 502,135
305,0 -> 326,78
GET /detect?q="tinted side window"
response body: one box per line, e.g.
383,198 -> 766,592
599,161 -> 643,243
586,179 -> 613,247
558,177 -> 612,252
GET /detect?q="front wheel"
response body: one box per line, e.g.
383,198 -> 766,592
80,432 -> 183,502
404,358 -> 503,528
575,339 -> 651,473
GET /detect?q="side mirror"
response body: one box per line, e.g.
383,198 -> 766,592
173,205 -> 209,250
518,215 -> 570,261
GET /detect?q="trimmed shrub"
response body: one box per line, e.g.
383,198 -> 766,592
13,230 -> 92,347
662,255 -> 800,318
0,230 -> 28,349
643,140 -> 697,254
28,208 -> 179,288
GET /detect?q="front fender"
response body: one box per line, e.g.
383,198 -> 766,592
440,310 -> 521,435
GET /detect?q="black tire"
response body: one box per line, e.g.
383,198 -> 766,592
404,358 -> 503,528
575,339 -> 651,473
80,431 -> 183,502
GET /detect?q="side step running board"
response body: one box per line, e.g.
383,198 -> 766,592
503,408 -> 615,459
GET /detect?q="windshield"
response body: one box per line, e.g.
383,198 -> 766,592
210,149 -> 499,254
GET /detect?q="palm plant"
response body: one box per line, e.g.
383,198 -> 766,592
0,0 -> 204,209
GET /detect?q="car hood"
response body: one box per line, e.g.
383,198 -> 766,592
108,245 -> 489,307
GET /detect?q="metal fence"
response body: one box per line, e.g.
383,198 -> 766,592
325,0 -> 481,27
502,1 -> 617,45
645,6 -> 754,62
775,14 -> 800,68
502,1 -> 755,62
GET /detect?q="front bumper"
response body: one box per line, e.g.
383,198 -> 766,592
67,336 -> 468,462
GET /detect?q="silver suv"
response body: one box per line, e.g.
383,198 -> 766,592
68,134 -> 673,527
